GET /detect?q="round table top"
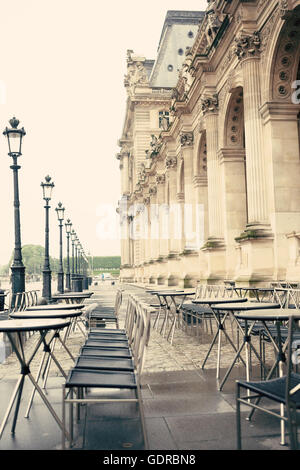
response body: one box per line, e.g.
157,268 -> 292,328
9,309 -> 83,320
146,289 -> 184,293
155,291 -> 195,297
25,304 -> 85,311
235,308 -> 300,321
52,292 -> 93,298
0,318 -> 70,332
211,301 -> 280,311
192,297 -> 248,305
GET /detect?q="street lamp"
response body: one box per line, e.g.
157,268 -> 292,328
75,237 -> 80,274
65,218 -> 72,291
71,229 -> 76,276
41,175 -> 54,302
3,117 -> 26,303
55,202 -> 65,293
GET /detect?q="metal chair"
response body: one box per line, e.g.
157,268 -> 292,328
87,289 -> 123,329
61,297 -> 150,449
236,314 -> 300,449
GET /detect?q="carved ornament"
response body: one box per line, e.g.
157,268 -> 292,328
234,31 -> 261,61
165,156 -> 177,169
180,132 -> 194,147
201,94 -> 219,114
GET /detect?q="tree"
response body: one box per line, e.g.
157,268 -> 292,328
3,245 -> 60,276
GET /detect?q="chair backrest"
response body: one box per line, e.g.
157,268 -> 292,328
285,315 -> 300,449
114,289 -> 123,316
285,289 -> 300,309
124,294 -> 152,374
195,283 -> 238,300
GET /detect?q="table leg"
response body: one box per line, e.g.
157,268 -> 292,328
25,348 -> 49,418
27,372 -> 69,439
0,375 -> 23,437
11,375 -> 25,435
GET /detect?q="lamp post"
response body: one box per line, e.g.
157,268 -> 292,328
71,230 -> 76,276
3,117 -> 26,304
78,243 -> 82,274
65,219 -> 72,291
41,175 -> 54,302
75,237 -> 79,274
55,202 -> 65,293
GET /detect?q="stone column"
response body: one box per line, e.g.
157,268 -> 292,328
261,103 -> 300,281
166,155 -> 180,257
149,184 -> 159,267
200,94 -> 226,281
180,132 -> 198,252
202,96 -> 225,244
234,31 -> 270,233
218,148 -> 247,279
233,31 -> 274,283
156,173 -> 168,260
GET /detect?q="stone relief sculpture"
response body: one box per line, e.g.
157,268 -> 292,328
201,94 -> 219,114
124,49 -> 149,95
145,134 -> 163,159
180,132 -> 194,147
234,31 -> 261,60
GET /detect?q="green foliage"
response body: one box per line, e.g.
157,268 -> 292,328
0,247 -> 120,277
3,244 -> 60,276
88,256 -> 121,270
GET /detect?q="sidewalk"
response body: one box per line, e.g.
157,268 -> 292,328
0,282 -> 291,451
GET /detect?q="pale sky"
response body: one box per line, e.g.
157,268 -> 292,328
0,0 -> 207,265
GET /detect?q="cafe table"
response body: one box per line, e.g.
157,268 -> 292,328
25,303 -> 85,311
25,303 -> 87,338
0,318 -> 71,439
145,289 -> 184,330
153,291 -> 195,344
9,309 -> 84,417
191,297 -> 248,379
235,287 -> 277,302
210,301 -> 280,391
51,291 -> 94,304
234,308 -> 300,446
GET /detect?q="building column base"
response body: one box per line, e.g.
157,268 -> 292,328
234,230 -> 275,284
201,238 -> 226,282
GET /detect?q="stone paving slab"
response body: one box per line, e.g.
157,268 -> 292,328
0,282 -> 294,451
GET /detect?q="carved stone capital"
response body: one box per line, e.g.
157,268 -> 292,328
201,94 -> 219,114
180,132 -> 194,147
234,31 -> 261,61
156,174 -> 165,185
279,0 -> 293,19
149,185 -> 157,196
165,156 -> 177,169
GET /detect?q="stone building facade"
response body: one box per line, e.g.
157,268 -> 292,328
117,1 -> 300,287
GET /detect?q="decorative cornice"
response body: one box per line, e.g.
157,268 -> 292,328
234,31 -> 261,61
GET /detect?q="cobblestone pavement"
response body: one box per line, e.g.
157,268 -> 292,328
118,284 -> 275,376
0,282 -> 276,381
